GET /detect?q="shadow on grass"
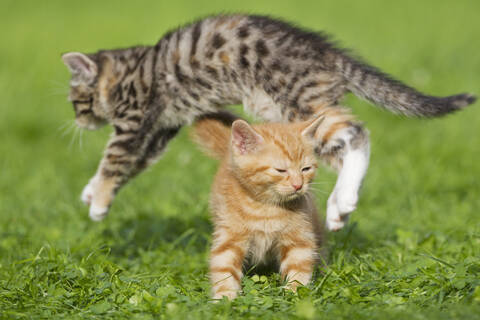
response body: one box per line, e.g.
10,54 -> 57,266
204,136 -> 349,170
237,223 -> 374,278
100,209 -> 375,267
103,211 -> 212,258
328,222 -> 374,255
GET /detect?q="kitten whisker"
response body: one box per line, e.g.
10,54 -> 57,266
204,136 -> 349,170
79,129 -> 84,151
69,126 -> 80,151
57,120 -> 73,132
60,121 -> 76,139
308,187 -> 329,195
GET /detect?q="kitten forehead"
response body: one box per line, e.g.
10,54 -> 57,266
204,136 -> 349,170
254,125 -> 316,163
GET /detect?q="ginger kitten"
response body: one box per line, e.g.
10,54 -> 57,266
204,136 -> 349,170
192,112 -> 326,300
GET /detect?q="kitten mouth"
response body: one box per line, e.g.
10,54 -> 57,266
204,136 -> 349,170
282,191 -> 304,200
75,118 -> 106,131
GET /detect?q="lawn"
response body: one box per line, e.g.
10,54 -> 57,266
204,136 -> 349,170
0,0 -> 479,319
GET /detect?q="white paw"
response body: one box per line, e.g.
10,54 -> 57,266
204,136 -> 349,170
81,175 -> 99,206
81,183 -> 95,205
335,190 -> 358,215
326,218 -> 346,232
326,191 -> 351,231
326,196 -> 342,231
89,204 -> 109,221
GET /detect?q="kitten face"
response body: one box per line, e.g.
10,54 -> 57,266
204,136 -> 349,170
62,52 -> 107,130
267,152 -> 317,199
230,118 -> 323,204
67,82 -> 106,130
234,141 -> 317,203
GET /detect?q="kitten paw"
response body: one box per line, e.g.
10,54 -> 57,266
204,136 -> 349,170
212,290 -> 238,301
335,191 -> 358,215
285,281 -> 304,292
326,217 -> 346,232
81,176 -> 99,206
89,204 -> 109,221
81,183 -> 94,205
326,195 -> 350,231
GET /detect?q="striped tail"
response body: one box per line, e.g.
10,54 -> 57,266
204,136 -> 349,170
335,54 -> 476,117
191,111 -> 239,160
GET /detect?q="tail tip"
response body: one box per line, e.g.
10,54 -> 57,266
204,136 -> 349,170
453,93 -> 477,108
464,93 -> 477,106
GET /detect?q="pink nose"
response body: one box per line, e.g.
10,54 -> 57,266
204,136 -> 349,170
292,184 -> 302,191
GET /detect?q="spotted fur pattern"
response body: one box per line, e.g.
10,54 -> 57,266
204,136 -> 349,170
62,14 -> 475,225
192,114 -> 326,299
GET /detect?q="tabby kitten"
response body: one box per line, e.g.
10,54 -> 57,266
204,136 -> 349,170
191,112 -> 326,300
62,14 -> 475,229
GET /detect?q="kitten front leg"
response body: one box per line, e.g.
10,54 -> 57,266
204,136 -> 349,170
84,125 -> 180,221
81,174 -> 99,206
279,238 -> 316,291
318,123 -> 370,231
84,134 -> 139,221
210,228 -> 247,300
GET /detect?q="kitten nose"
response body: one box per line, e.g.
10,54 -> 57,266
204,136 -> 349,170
292,183 -> 303,191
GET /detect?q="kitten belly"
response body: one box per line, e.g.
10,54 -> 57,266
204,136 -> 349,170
247,231 -> 279,265
244,216 -> 290,265
240,205 -> 301,264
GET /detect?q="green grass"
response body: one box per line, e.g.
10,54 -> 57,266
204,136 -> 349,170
1,0 -> 480,318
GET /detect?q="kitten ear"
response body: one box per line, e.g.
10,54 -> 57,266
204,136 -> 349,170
301,115 -> 325,141
62,52 -> 97,83
231,120 -> 264,155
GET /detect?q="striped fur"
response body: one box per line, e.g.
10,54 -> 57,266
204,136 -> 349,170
192,115 -> 326,299
62,14 -> 474,225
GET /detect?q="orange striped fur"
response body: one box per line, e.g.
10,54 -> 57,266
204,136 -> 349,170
192,114 -> 327,300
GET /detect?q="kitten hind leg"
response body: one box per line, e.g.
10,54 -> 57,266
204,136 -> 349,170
307,106 -> 369,231
320,121 -> 370,231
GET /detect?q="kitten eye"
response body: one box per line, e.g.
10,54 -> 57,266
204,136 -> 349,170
302,166 -> 312,172
72,98 -> 93,105
275,168 -> 287,173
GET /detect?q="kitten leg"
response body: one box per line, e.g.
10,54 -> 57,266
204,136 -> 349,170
88,172 -> 118,221
81,174 -> 99,205
279,237 -> 316,291
318,123 -> 370,231
210,228 -> 247,300
85,145 -> 137,221
85,126 -> 180,221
